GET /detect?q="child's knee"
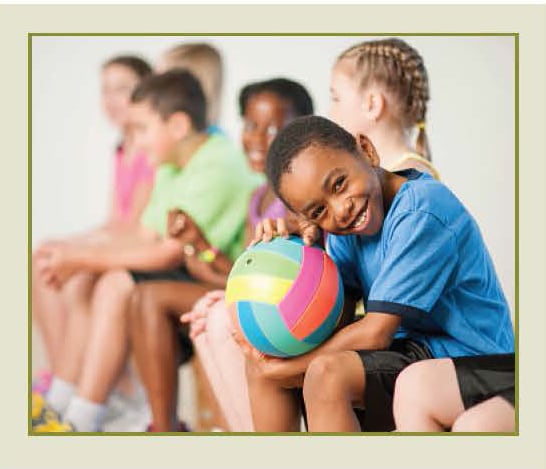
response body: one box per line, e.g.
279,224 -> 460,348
303,353 -> 347,404
451,408 -> 482,432
94,269 -> 134,300
206,302 -> 231,342
60,272 -> 96,304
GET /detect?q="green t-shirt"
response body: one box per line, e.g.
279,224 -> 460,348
141,134 -> 261,260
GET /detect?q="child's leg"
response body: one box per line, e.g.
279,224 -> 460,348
57,269 -> 136,432
246,361 -> 302,432
130,281 -> 211,431
393,359 -> 465,432
53,273 -> 98,383
44,272 -> 97,416
32,256 -> 67,372
193,299 -> 253,431
76,270 -> 136,404
302,351 -> 365,432
451,395 -> 515,432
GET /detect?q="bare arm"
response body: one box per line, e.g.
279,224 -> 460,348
68,237 -> 185,272
36,232 -> 185,288
238,288 -> 402,382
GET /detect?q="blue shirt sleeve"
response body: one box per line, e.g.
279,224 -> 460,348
326,234 -> 361,294
367,210 -> 458,318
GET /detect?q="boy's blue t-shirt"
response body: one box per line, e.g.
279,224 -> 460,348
326,169 -> 514,358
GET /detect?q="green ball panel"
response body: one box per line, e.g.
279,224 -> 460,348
228,249 -> 300,282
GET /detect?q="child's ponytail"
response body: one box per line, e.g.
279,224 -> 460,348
415,121 -> 432,162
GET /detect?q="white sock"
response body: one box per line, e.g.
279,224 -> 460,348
46,377 -> 76,416
64,396 -> 107,432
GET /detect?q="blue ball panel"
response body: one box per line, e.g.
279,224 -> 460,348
251,302 -> 316,357
237,301 -> 289,358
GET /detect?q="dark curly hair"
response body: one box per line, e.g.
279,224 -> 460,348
266,116 -> 358,205
239,77 -> 314,118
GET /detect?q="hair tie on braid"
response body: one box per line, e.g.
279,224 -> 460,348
417,121 -> 426,130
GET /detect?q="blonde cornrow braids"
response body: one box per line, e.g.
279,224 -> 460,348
339,38 -> 432,161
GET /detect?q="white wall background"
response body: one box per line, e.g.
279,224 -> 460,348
32,35 -> 515,315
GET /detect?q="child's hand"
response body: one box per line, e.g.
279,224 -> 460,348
249,217 -> 289,246
180,290 -> 225,339
180,308 -> 207,340
35,244 -> 78,289
250,215 -> 322,246
231,328 -> 303,385
167,209 -> 205,247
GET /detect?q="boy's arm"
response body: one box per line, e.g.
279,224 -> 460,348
245,310 -> 402,382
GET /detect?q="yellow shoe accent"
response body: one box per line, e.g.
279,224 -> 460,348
34,419 -> 74,432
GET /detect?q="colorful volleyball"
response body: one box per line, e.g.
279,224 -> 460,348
225,236 -> 344,357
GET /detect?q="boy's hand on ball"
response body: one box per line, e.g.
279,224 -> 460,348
250,217 -> 289,246
250,216 -> 321,246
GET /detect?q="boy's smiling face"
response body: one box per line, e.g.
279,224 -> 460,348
278,136 -> 385,236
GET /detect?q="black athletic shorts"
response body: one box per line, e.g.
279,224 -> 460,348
355,338 -> 433,431
129,266 -> 196,365
452,353 -> 515,409
129,266 -> 195,284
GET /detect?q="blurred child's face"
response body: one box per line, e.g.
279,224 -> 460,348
329,59 -> 369,137
279,139 -> 385,236
101,64 -> 140,129
130,101 -> 176,166
242,92 -> 292,173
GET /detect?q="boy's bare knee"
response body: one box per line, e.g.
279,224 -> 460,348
303,353 -> 345,404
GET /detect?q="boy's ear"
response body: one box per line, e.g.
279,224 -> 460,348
167,111 -> 192,141
357,134 -> 380,168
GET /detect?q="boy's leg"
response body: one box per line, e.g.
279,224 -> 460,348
246,361 -> 302,432
130,281 -> 211,431
451,396 -> 515,432
303,351 -> 365,432
304,340 -> 432,432
393,358 -> 465,432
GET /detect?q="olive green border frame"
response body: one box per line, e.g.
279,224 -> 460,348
28,31 -> 519,438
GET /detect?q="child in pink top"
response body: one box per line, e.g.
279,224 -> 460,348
32,55 -> 153,391
113,146 -> 154,224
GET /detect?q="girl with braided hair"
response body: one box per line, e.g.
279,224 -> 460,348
330,37 -> 439,179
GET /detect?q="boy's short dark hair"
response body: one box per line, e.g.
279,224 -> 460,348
266,116 -> 358,197
238,78 -> 314,118
131,69 -> 207,131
